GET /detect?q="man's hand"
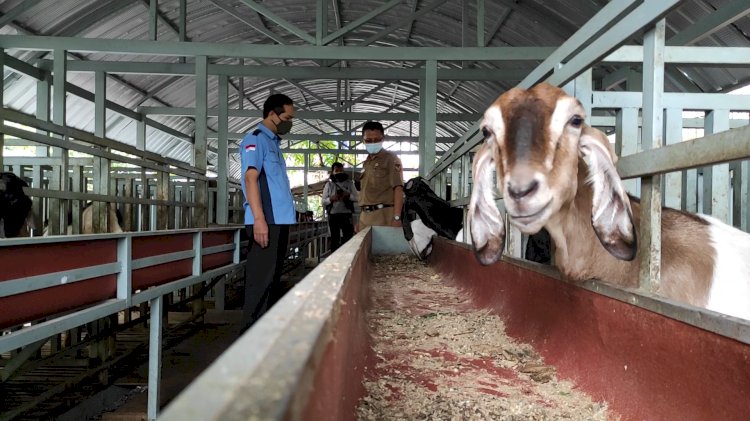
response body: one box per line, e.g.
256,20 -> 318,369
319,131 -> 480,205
254,218 -> 269,248
390,220 -> 402,228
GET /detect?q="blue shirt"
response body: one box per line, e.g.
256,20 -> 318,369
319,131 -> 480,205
239,124 -> 296,225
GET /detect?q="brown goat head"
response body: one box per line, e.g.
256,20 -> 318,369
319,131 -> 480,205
469,82 -> 636,265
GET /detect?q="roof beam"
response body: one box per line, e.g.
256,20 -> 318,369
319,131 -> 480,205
236,0 -> 315,44
322,0 -> 402,45
362,0 -> 448,46
208,0 -> 286,44
0,0 -> 37,29
667,1 -> 750,46
546,0 -> 683,87
36,58 -> 533,80
140,107 -> 480,121
210,133 -> 458,141
315,0 -> 327,45
521,0 -> 641,88
0,35 -> 554,61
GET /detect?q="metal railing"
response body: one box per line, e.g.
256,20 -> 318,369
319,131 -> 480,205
424,4 -> 750,321
0,221 -> 330,419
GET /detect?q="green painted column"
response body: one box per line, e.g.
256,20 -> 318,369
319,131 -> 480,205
419,60 -> 437,177
93,70 -> 110,233
194,55 -> 208,227
49,48 -> 68,235
638,19 -> 665,292
664,107 -> 683,209
703,109 -> 730,223
217,75 -> 229,224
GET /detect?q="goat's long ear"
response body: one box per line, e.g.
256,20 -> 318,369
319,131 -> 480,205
579,127 -> 637,261
469,137 -> 505,265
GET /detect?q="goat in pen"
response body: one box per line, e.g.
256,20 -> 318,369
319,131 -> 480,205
469,82 -> 750,320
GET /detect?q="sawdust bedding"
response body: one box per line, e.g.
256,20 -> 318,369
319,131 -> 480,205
357,255 -> 616,420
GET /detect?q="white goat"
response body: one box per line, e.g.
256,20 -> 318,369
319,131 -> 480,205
469,82 -> 750,320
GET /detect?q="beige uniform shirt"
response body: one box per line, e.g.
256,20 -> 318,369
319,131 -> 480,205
358,150 -> 403,206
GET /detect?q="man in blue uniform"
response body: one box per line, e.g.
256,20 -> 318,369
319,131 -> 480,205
239,93 -> 297,332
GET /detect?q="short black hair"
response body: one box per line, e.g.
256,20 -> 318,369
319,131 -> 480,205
362,121 -> 384,135
263,93 -> 294,119
331,162 -> 344,171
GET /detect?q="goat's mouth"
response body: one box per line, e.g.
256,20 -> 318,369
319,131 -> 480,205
508,200 -> 552,231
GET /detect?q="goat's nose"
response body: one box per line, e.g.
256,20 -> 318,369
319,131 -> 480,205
507,179 -> 539,200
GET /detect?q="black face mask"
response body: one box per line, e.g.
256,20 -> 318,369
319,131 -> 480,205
275,119 -> 292,135
333,173 -> 349,182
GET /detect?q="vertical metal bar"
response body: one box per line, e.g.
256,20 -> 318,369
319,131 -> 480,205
615,107 -> 640,195
316,0 -> 327,46
451,161 -> 460,201
744,159 -> 750,232
194,56 -> 208,228
51,48 -> 68,235
303,153 -> 309,209
218,75 -> 229,225
704,109 -> 731,223
149,0 -> 158,41
664,108 -> 683,209
461,0 -> 469,67
420,60 -> 437,177
476,0 -> 485,47
233,228 -> 241,264
156,171 -> 168,230
178,0 -> 187,42
732,160 -> 742,229
574,70 -> 593,120
683,167 -> 699,212
192,231 -> 204,319
94,70 -> 108,233
117,236 -> 132,305
71,166 -> 83,234
147,295 -> 163,421
124,178 -> 135,231
35,78 -> 50,157
137,119 -> 146,151
638,19 -> 665,293
168,179 -> 176,230
31,166 -> 43,235
95,71 -> 106,138
141,169 -> 150,231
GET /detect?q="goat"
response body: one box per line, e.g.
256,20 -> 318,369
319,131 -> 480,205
469,82 -> 750,320
0,172 -> 35,238
43,202 -> 123,235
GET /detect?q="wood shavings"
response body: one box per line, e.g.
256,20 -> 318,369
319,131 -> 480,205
357,255 -> 617,420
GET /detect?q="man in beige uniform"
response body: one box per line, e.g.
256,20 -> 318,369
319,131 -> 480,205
357,121 -> 404,230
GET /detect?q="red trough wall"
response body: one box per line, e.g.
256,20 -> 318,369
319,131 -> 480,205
0,240 -> 117,329
201,231 -> 234,272
430,238 -> 750,420
301,233 -> 374,421
132,234 -> 193,291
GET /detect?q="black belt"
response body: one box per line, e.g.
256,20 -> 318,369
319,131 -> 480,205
361,203 -> 393,212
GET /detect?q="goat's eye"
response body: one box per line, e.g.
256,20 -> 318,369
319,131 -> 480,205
481,127 -> 491,138
569,115 -> 584,128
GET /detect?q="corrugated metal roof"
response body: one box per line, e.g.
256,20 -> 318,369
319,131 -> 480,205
2,0 -> 749,179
